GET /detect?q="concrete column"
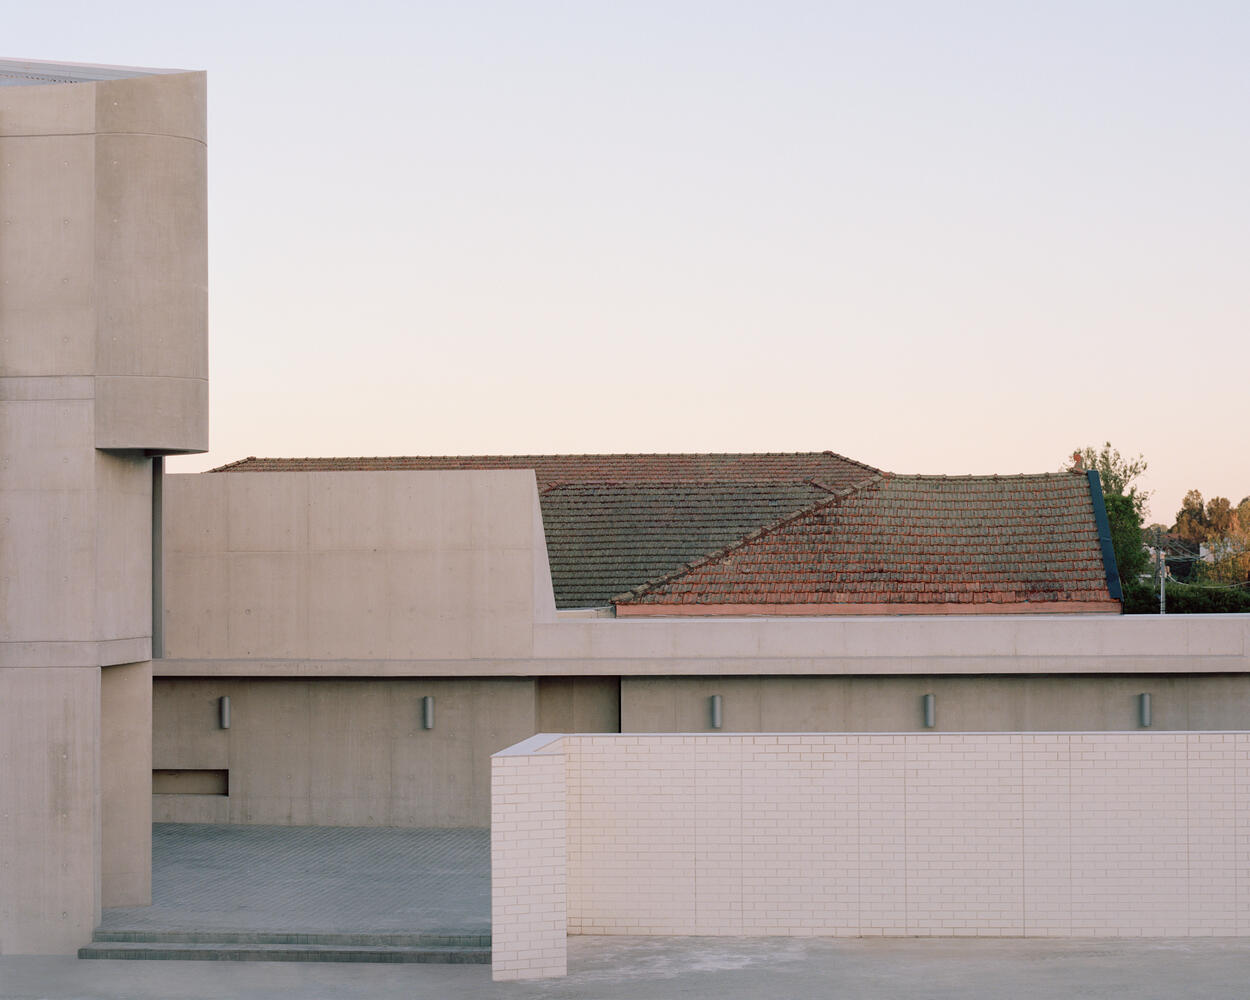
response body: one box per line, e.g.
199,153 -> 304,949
100,661 -> 153,907
0,60 -> 207,953
0,668 -> 101,954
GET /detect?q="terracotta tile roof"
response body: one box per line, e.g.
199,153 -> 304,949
210,453 -> 879,609
209,452 -> 880,489
207,455 -> 1117,614
614,473 -> 1117,612
542,482 -> 840,608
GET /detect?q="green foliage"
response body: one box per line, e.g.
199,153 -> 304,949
1171,492 -> 1250,583
1072,442 -> 1150,521
1122,578 -> 1250,614
1196,524 -> 1250,586
1103,492 -> 1147,584
1065,442 -> 1150,589
1206,496 -> 1235,537
1174,489 -> 1208,544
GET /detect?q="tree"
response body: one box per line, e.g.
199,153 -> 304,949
1194,495 -> 1250,585
1069,442 -> 1150,520
1202,534 -> 1250,584
1065,442 -> 1150,585
1174,489 -> 1208,544
1103,492 -> 1148,583
1206,496 -> 1235,538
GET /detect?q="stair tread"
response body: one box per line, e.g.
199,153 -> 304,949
78,940 -> 491,964
92,930 -> 489,945
86,941 -> 487,951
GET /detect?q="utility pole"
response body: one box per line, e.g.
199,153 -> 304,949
1157,525 -> 1166,615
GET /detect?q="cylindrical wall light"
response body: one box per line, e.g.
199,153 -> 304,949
1139,693 -> 1152,728
421,695 -> 435,730
219,695 -> 231,730
709,694 -> 723,730
922,693 -> 936,729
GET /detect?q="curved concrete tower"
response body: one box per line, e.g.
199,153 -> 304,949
0,59 -> 207,953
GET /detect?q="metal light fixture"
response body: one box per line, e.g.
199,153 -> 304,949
421,695 -> 435,730
922,693 -> 936,729
219,695 -> 230,730
1139,693 -> 1152,728
709,694 -> 723,730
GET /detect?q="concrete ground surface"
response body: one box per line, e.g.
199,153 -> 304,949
99,823 -> 490,935
4,936 -> 1250,999
6,824 -> 1248,997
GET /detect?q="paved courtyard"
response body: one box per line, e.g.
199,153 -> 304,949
2,824 -> 1249,998
98,823 -> 490,936
5,936 -> 1250,999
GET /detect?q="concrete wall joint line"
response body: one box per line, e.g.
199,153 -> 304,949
0,130 -> 207,145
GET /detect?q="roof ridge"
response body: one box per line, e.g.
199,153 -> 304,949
887,471 -> 1087,481
206,452 -> 885,482
211,450 -> 872,460
207,456 -> 257,472
821,450 -> 882,475
542,478 -> 846,486
613,473 -> 884,604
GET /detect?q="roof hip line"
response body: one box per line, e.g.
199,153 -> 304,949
613,473 -> 885,604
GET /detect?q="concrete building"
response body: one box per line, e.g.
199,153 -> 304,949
0,59 -> 207,953
3,58 -> 1249,959
150,458 -> 1250,832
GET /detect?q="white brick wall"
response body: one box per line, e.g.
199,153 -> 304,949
493,732 -> 1250,980
490,735 -> 567,981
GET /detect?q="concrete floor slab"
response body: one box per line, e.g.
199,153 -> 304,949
14,823 -> 1245,997
5,937 -> 1250,999
98,824 -> 490,936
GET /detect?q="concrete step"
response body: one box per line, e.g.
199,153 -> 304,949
78,932 -> 491,964
89,929 -> 490,948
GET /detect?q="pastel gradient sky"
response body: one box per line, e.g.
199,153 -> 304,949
9,1 -> 1248,522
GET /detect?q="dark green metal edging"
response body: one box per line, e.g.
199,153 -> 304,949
1086,469 -> 1123,601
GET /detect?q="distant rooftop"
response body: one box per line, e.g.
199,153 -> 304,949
208,453 -> 1120,613
0,58 -> 186,87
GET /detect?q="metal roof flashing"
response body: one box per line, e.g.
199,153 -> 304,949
0,58 -> 188,86
1086,469 -> 1125,602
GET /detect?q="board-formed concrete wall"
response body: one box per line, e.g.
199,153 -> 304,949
620,674 -> 1250,733
0,61 -> 208,954
492,731 -> 1250,980
159,469 -> 1249,832
162,470 -> 554,662
153,677 -> 537,827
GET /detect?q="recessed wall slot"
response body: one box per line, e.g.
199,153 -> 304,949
152,769 -> 228,796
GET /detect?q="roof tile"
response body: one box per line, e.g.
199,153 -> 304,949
207,455 -> 1114,613
615,473 -> 1114,609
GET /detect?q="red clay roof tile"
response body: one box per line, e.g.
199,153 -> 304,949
209,452 -> 880,489
614,473 -> 1116,611
207,455 -> 1116,614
